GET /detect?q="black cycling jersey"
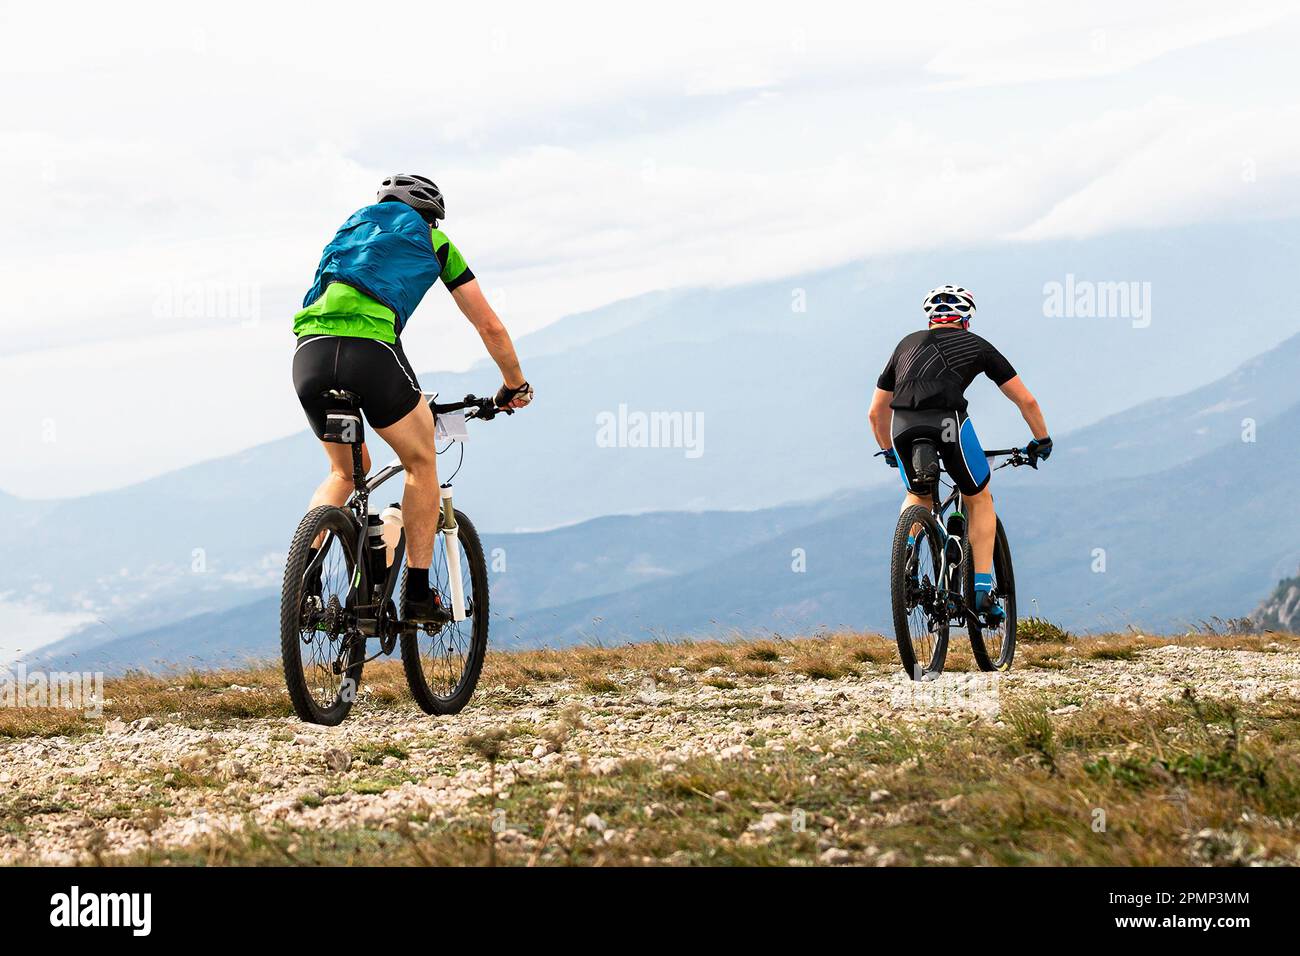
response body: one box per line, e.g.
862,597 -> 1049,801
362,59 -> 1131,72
876,327 -> 1017,412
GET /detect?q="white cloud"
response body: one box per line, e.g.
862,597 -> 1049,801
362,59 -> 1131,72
924,2 -> 1294,89
1012,105 -> 1300,240
1,0 -> 1298,495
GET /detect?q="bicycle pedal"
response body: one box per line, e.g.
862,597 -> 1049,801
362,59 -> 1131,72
404,602 -> 453,626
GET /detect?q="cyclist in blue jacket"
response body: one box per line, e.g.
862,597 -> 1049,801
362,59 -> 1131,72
292,175 -> 533,619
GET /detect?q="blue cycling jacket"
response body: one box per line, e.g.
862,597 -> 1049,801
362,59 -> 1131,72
302,202 -> 441,332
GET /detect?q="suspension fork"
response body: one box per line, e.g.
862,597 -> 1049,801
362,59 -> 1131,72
440,484 -> 468,621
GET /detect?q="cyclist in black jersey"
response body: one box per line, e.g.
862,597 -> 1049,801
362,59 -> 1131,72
868,285 -> 1052,618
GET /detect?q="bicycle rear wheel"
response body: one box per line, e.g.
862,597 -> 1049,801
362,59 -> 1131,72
890,504 -> 950,680
280,505 -> 367,725
400,509 -> 489,715
965,518 -> 1017,672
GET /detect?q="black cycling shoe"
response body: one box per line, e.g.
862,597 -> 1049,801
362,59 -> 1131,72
405,593 -> 453,625
976,591 -> 1005,627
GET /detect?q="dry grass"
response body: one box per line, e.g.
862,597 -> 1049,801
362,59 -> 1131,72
101,681 -> 1300,867
5,628 -> 1297,741
6,625 -> 1300,866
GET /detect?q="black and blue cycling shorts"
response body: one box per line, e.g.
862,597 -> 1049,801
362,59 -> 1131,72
890,408 -> 991,496
292,334 -> 424,438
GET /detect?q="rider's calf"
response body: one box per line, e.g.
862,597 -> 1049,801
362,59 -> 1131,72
964,486 -> 996,575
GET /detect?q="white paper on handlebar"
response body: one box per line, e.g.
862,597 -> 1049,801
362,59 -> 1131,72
435,409 -> 469,442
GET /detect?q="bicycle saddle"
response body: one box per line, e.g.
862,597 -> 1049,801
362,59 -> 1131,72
321,388 -> 361,405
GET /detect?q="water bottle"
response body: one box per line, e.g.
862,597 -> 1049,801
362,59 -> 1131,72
945,512 -> 966,567
379,503 -> 403,568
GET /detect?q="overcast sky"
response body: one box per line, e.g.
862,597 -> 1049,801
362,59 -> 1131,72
2,0 -> 1298,497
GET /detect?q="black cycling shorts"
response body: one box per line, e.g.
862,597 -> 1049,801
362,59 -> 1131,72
890,408 -> 991,496
292,334 -> 424,438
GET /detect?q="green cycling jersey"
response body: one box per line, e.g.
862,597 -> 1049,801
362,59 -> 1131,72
292,227 -> 474,343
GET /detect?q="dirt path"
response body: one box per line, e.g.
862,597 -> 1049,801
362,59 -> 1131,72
3,635 -> 1299,865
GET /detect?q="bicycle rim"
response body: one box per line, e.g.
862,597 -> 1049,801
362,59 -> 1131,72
890,505 -> 950,679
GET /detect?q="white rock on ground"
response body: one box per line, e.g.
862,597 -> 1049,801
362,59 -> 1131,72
2,643 -> 1299,863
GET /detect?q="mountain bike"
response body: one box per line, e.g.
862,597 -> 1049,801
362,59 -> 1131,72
886,445 -> 1035,680
280,391 -> 509,725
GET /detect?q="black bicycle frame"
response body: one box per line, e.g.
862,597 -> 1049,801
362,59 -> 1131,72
300,392 -> 497,640
928,446 -> 1023,523
919,446 -> 1023,623
296,418 -> 406,642
349,450 -> 408,636
364,393 -> 487,495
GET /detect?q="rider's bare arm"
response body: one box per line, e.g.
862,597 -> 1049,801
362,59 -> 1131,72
999,376 -> 1048,440
450,278 -> 527,391
868,387 -> 894,449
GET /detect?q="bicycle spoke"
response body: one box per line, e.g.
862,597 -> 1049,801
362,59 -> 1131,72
891,506 -> 950,679
908,535 -> 940,668
419,532 -> 476,697
299,538 -> 354,709
964,519 -> 1016,672
400,507 -> 490,716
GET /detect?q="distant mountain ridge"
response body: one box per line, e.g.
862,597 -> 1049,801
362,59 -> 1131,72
1048,331 -> 1300,482
29,362 -> 1300,673
7,220 -> 1300,669
25,490 -> 870,672
1253,568 -> 1300,632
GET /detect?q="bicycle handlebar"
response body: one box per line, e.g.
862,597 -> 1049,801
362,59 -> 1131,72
986,447 -> 1036,469
430,393 -> 513,422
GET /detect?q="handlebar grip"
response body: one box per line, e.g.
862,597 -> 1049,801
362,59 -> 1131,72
432,392 -> 514,421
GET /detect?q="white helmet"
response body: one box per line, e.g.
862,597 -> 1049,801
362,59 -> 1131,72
377,174 -> 445,223
922,285 -> 976,327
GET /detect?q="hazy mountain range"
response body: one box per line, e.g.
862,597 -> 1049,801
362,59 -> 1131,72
20,330 -> 1300,674
5,220 -> 1300,671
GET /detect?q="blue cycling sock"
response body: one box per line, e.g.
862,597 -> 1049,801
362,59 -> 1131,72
907,535 -> 916,548
974,572 -> 993,606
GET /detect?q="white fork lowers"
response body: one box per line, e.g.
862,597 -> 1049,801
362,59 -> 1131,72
440,485 -> 468,621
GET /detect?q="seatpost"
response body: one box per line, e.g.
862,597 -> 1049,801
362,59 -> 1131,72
351,441 -> 366,493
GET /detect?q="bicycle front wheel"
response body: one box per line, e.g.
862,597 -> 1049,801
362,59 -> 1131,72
965,518 -> 1017,672
890,504 -> 949,680
280,505 -> 366,725
400,509 -> 489,715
